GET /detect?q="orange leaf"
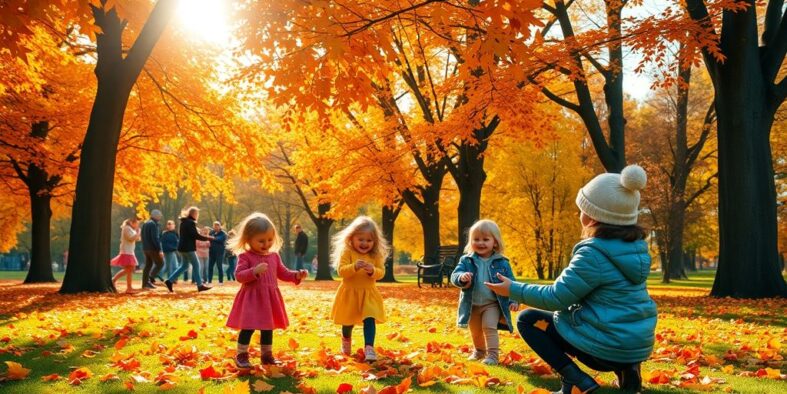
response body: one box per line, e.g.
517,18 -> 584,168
289,337 -> 299,351
336,383 -> 353,393
4,361 -> 30,380
68,367 -> 93,385
41,373 -> 61,382
533,319 -> 550,331
115,337 -> 128,350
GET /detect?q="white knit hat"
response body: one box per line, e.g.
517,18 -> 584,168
575,165 -> 647,226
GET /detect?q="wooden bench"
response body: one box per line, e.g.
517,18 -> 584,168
416,245 -> 461,288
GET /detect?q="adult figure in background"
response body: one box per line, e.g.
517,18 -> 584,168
197,227 -> 210,280
293,224 -> 308,271
141,209 -> 165,289
161,220 -> 180,281
225,230 -> 237,281
208,221 -> 228,285
165,207 -> 214,292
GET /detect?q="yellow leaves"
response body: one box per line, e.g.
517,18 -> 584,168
253,379 -> 274,392
533,319 -> 550,332
3,361 -> 31,380
223,381 -> 251,394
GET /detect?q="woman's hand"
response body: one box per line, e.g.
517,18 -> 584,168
508,302 -> 520,312
253,262 -> 268,275
485,272 -> 512,297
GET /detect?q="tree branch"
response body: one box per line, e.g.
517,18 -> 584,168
123,0 -> 179,84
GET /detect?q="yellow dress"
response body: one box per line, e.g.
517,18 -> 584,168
331,249 -> 386,325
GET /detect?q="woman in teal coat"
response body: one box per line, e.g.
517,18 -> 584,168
487,165 -> 657,394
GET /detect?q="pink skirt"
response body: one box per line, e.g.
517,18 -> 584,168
111,254 -> 137,267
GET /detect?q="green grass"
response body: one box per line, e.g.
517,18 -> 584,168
0,274 -> 785,393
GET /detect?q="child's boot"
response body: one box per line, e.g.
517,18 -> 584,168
261,345 -> 276,365
554,364 -> 599,394
234,351 -> 252,369
482,348 -> 499,365
340,336 -> 352,355
468,348 -> 485,361
364,345 -> 377,362
614,362 -> 642,392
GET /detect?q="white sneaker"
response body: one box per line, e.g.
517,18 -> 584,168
468,349 -> 485,361
364,345 -> 377,362
482,357 -> 498,365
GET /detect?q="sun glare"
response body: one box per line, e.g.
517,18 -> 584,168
176,0 -> 231,45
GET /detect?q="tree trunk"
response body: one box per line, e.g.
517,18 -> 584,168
313,202 -> 334,280
707,4 -> 787,298
24,181 -> 56,283
666,203 -> 688,280
60,1 -> 178,293
453,119 -> 498,251
380,203 -> 402,282
402,168 -> 445,264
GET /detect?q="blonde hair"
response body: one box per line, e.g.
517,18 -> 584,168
120,217 -> 139,229
181,206 -> 199,219
463,219 -> 505,255
331,216 -> 389,268
226,212 -> 282,254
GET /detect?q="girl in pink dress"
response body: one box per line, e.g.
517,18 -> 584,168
111,217 -> 141,293
225,212 -> 309,368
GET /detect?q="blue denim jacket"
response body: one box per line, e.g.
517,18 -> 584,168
450,253 -> 515,332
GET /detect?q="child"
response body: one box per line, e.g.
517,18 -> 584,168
111,217 -> 142,294
224,230 -> 238,281
486,165 -> 657,393
197,227 -> 210,280
330,216 -> 389,362
225,213 -> 308,368
161,220 -> 180,281
450,219 -> 517,365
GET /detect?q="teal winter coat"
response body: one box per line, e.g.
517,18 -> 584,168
509,237 -> 657,363
450,253 -> 515,333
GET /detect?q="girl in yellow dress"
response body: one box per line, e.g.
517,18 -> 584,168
330,216 -> 389,361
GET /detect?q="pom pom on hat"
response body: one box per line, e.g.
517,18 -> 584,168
620,164 -> 647,192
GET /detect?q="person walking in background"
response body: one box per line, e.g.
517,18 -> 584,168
197,227 -> 210,280
141,209 -> 165,289
164,207 -> 215,292
225,230 -> 238,281
208,221 -> 228,285
161,220 -> 180,281
293,224 -> 308,271
111,217 -> 142,294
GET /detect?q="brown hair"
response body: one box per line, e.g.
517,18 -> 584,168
582,222 -> 647,242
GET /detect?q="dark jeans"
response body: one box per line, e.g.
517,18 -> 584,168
225,255 -> 237,281
142,250 -> 164,285
238,329 -> 273,345
295,253 -> 305,270
342,317 -> 376,346
208,249 -> 225,283
517,308 -> 630,372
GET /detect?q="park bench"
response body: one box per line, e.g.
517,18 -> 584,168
416,245 -> 461,288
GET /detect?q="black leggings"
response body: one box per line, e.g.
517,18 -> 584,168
342,317 -> 376,346
238,329 -> 273,346
517,308 -> 631,372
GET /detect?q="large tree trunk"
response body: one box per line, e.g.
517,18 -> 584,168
666,205 -> 688,280
61,1 -> 178,293
313,201 -> 334,280
708,5 -> 787,297
453,119 -> 498,251
380,202 -> 402,282
402,169 -> 445,264
24,174 -> 55,283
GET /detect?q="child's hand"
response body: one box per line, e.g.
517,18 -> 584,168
355,260 -> 369,271
297,270 -> 308,280
509,302 -> 519,312
485,273 -> 512,297
460,272 -> 473,284
363,264 -> 374,275
253,262 -> 268,275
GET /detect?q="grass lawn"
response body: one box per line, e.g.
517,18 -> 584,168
0,270 -> 785,393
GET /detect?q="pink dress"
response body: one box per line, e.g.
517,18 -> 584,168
196,240 -> 210,259
226,252 -> 302,330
